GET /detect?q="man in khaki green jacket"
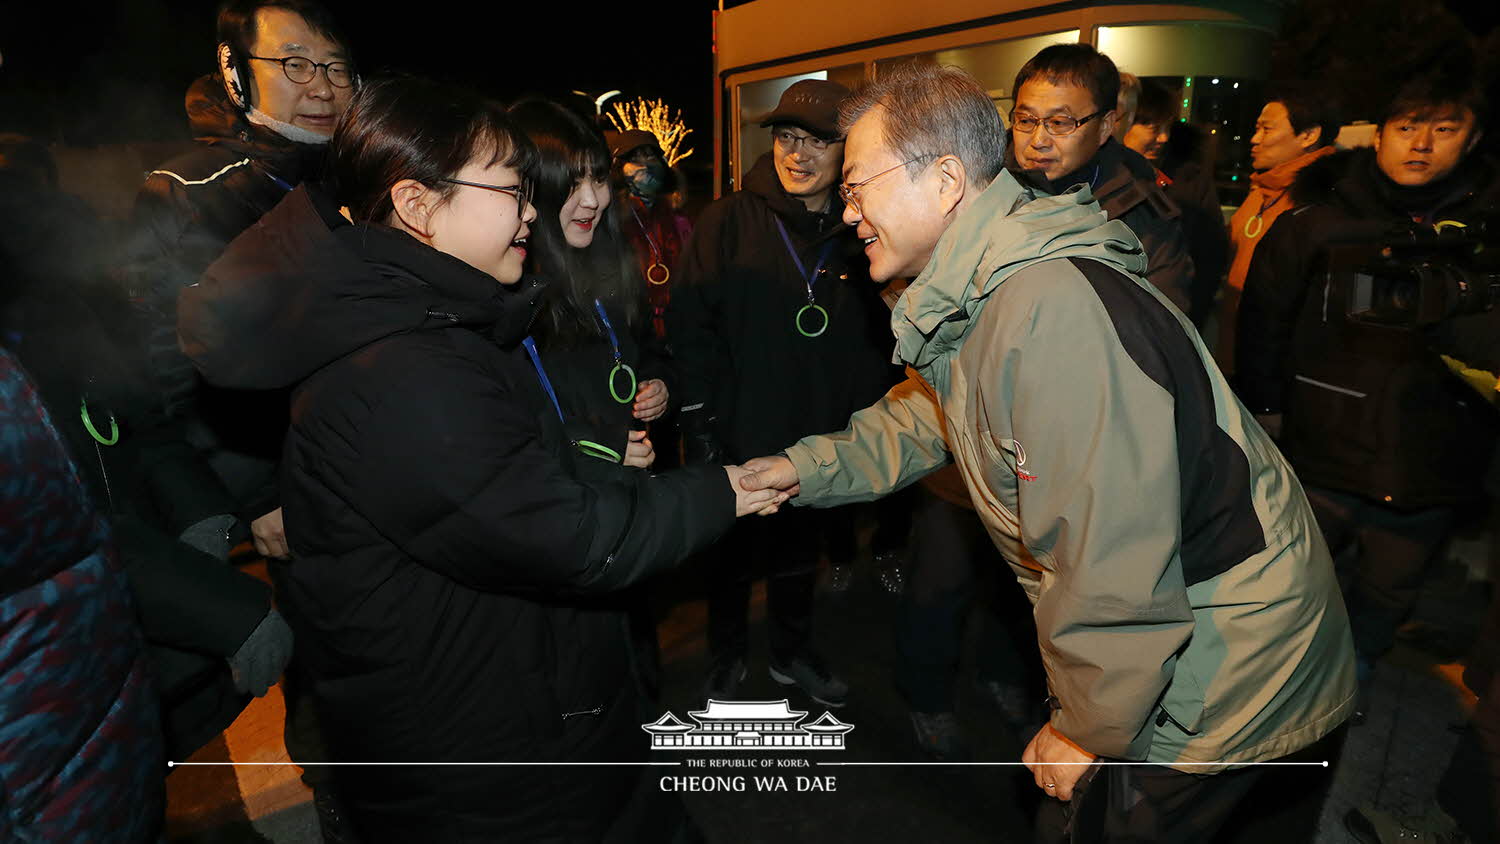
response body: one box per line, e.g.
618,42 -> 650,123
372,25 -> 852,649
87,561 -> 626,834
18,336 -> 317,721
740,63 -> 1355,842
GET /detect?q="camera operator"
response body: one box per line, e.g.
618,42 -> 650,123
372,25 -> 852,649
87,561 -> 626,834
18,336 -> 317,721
1236,65 -> 1498,717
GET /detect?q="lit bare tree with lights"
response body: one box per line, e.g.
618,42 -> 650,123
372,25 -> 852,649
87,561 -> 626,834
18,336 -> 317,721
607,98 -> 695,166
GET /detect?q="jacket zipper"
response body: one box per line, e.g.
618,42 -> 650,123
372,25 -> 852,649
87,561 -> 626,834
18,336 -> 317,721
1155,707 -> 1201,735
599,482 -> 639,577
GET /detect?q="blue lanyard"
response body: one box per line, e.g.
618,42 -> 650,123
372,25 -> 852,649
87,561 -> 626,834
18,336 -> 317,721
773,219 -> 836,303
264,169 -> 294,192
521,336 -> 626,461
593,299 -> 622,364
522,337 -> 565,422
593,300 -> 639,404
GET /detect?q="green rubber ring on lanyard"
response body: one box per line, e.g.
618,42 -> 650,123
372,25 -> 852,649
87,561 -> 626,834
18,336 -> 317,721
81,399 -> 119,446
795,303 -> 830,338
608,362 -> 637,404
576,439 -> 623,463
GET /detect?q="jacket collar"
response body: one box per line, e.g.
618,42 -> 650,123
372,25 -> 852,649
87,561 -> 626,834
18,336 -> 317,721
180,184 -> 543,390
892,170 -> 1147,368
185,74 -> 327,185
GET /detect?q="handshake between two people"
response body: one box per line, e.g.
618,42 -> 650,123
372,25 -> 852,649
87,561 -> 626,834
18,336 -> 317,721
722,455 -> 802,517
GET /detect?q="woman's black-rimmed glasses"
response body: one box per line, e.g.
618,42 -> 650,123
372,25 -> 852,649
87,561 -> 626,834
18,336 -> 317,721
438,178 -> 534,209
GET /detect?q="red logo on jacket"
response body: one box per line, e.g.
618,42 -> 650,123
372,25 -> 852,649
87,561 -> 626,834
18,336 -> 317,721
1014,440 -> 1037,482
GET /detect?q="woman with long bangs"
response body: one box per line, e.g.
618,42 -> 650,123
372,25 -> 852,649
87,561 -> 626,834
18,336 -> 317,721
509,98 -> 670,471
178,76 -> 780,841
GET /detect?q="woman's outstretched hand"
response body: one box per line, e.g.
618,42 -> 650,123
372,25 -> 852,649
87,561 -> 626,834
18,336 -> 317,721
724,465 -> 789,517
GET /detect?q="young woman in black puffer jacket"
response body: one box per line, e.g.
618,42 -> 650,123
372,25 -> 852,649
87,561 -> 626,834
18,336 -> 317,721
178,77 -> 781,842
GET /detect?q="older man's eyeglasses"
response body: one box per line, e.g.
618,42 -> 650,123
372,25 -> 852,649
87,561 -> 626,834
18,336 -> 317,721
247,55 -> 354,88
1009,109 -> 1105,137
773,129 -> 842,154
439,178 -> 534,209
837,156 -> 930,215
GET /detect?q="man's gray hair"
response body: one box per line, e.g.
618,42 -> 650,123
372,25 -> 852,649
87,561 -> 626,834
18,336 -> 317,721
837,62 -> 1006,186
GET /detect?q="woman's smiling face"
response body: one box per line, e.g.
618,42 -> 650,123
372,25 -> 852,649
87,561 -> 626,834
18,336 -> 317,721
559,174 -> 611,249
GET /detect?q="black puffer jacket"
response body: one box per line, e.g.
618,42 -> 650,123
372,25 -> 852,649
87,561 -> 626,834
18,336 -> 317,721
1237,148 -> 1500,508
180,185 -> 735,841
1008,138 -> 1195,314
667,153 -> 899,462
124,74 -> 326,532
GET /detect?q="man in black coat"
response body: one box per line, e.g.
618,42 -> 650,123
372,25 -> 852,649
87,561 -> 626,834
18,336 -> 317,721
124,0 -> 354,561
122,2 -> 354,830
1006,44 -> 1194,314
668,80 -> 898,707
1237,66 -> 1500,714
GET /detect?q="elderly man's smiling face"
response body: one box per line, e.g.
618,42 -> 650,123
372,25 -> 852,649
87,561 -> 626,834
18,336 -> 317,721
840,107 -> 956,283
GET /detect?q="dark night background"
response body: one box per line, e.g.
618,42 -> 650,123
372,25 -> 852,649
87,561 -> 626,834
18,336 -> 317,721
1,0 -> 737,149
1,0 -> 1498,168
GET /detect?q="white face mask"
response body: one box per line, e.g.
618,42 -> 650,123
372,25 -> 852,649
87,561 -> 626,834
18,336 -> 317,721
246,106 -> 332,146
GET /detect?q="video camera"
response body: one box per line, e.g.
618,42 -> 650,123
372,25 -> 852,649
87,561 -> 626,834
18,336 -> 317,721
1337,215 -> 1500,328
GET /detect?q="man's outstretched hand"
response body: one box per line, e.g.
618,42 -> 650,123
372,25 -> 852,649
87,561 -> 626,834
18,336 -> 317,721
737,455 -> 800,515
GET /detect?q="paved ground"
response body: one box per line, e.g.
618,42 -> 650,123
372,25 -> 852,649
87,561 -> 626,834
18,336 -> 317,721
165,542 -> 1490,843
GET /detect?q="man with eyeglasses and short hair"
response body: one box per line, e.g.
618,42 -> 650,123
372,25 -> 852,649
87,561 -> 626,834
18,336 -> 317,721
128,0 -> 355,563
668,79 -> 900,709
1007,43 -> 1194,315
120,0 -> 354,837
737,61 -> 1354,840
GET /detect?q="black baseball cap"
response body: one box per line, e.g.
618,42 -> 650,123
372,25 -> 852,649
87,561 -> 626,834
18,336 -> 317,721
759,79 -> 850,140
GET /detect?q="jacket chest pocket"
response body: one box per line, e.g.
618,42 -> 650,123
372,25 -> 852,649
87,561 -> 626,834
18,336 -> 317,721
971,429 -> 1023,520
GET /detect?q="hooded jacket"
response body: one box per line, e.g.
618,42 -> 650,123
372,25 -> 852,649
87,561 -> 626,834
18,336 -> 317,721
1008,138 -> 1195,315
667,152 -> 900,463
179,185 -> 735,839
124,74 -> 327,533
783,171 -> 1355,769
1237,147 -> 1500,509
